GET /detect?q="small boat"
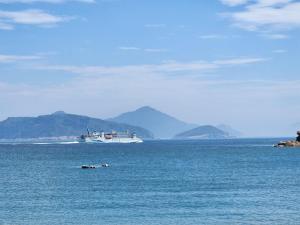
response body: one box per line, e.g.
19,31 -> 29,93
81,165 -> 96,169
81,163 -> 110,169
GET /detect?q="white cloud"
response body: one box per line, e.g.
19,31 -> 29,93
252,0 -> 292,7
35,57 -> 267,76
220,0 -> 249,6
118,47 -> 168,53
0,0 -> 95,3
272,49 -> 287,53
36,61 -> 217,75
214,57 -> 268,65
119,47 -> 140,51
198,34 -> 227,39
0,54 -> 41,63
222,0 -> 300,34
144,48 -> 168,53
0,9 -> 70,30
261,33 -> 289,39
220,0 -> 292,7
0,21 -> 13,30
198,34 -> 240,39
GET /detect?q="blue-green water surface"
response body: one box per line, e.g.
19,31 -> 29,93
1,139 -> 300,225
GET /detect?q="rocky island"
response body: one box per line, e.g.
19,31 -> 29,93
173,125 -> 231,140
274,131 -> 300,147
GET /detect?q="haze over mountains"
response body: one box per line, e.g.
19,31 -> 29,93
110,106 -> 197,139
174,125 -> 230,140
216,124 -> 243,138
0,106 -> 241,140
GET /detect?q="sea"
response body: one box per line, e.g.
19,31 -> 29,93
1,138 -> 300,225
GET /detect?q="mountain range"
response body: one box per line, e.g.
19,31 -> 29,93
0,106 -> 241,140
110,106 -> 197,139
0,111 -> 152,139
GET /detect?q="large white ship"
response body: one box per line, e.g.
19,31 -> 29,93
79,130 -> 143,143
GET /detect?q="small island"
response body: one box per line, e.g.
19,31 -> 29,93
274,131 -> 300,147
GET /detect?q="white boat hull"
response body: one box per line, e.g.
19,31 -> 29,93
82,136 -> 143,144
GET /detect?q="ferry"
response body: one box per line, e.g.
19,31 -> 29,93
79,129 -> 143,143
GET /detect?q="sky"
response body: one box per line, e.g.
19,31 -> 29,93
0,0 -> 299,136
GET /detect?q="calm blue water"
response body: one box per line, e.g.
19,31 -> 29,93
1,139 -> 300,225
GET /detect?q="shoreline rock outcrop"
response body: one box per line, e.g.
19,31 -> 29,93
274,131 -> 300,148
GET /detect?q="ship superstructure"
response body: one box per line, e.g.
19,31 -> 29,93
80,130 -> 143,143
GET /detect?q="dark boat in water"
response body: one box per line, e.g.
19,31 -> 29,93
81,165 -> 96,169
81,163 -> 110,169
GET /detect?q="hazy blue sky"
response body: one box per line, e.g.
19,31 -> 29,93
0,0 -> 299,136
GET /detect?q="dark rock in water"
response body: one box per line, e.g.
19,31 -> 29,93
274,131 -> 300,148
274,141 -> 300,148
297,131 -> 300,142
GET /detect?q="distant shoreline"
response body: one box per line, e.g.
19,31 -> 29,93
0,136 -> 294,144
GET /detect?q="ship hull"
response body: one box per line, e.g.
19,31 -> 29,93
81,137 -> 143,144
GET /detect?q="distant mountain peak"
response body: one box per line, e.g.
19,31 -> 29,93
135,106 -> 158,112
133,106 -> 177,118
110,106 -> 197,138
52,111 -> 66,115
